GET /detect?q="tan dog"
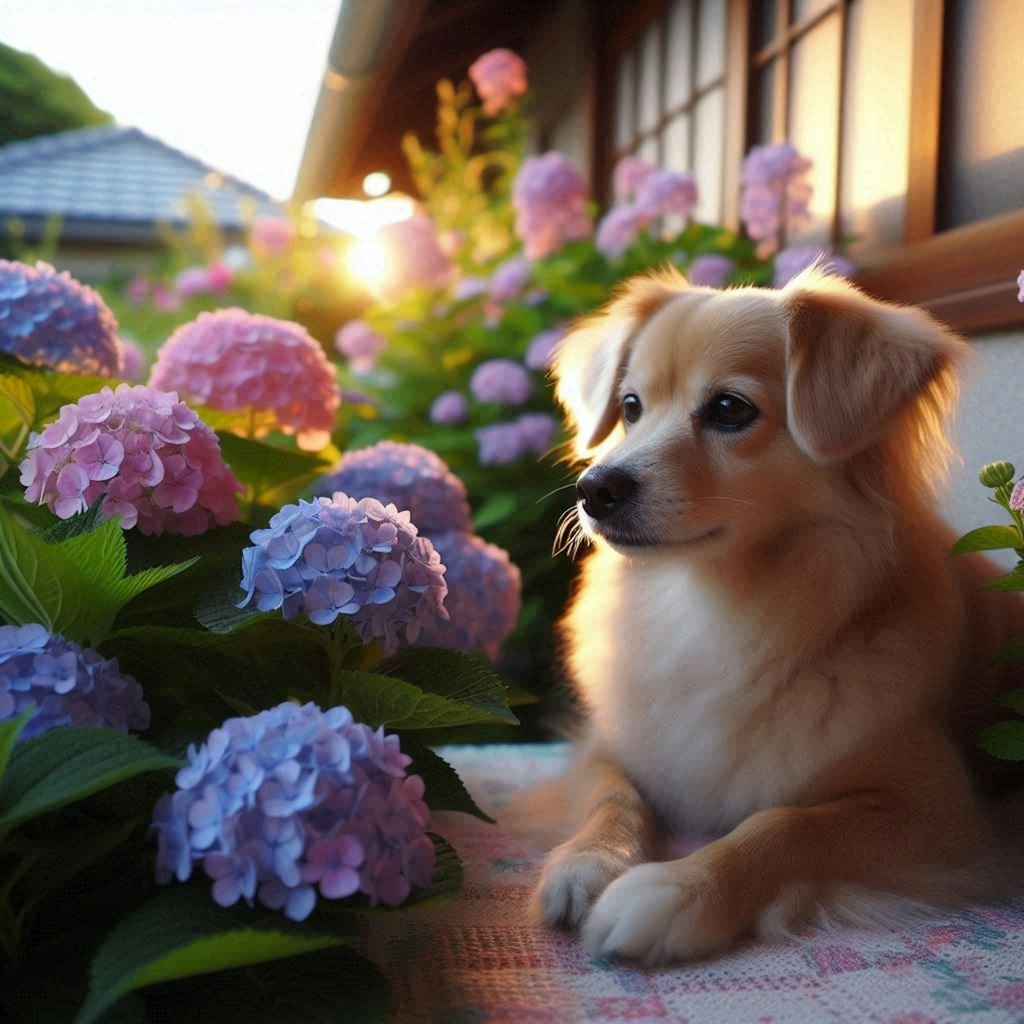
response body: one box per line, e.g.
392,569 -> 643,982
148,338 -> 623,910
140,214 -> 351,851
534,267 -> 1024,965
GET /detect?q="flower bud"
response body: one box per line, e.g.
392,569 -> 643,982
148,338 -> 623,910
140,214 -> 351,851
979,461 -> 1016,488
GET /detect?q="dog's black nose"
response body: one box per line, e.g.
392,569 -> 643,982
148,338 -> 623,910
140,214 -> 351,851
577,466 -> 636,520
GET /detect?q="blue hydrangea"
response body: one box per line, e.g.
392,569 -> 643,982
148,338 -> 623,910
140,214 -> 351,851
238,493 -> 448,653
415,532 -> 521,660
0,260 -> 124,376
314,442 -> 471,535
0,623 -> 149,740
151,701 -> 436,919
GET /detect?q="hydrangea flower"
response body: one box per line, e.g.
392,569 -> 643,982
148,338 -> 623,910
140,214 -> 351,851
470,359 -> 532,406
238,494 -> 448,652
468,48 -> 528,116
635,169 -> 698,223
453,276 -> 488,301
488,257 -> 531,303
335,320 -> 387,375
613,155 -> 658,203
524,326 -> 565,371
688,254 -> 735,289
476,413 -> 556,466
740,142 -> 814,256
430,390 -> 469,426
149,309 -> 340,451
513,153 -> 592,260
250,216 -> 296,255
596,205 -> 642,260
1010,477 -> 1024,512
415,532 -> 521,659
374,216 -> 452,300
773,247 -> 855,288
20,383 -> 242,535
0,623 -> 149,741
151,701 -> 435,919
0,260 -> 123,376
314,442 -> 471,535
119,337 -> 147,381
174,263 -> 232,299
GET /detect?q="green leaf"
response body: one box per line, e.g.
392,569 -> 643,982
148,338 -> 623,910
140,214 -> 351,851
983,565 -> 1024,592
215,432 -> 333,507
39,496 -> 106,542
472,491 -> 519,531
951,526 -> 1023,555
995,688 -> 1024,715
335,668 -> 515,731
979,720 -> 1024,761
74,886 -> 358,1024
0,727 -> 178,829
0,709 -> 30,782
374,646 -> 517,724
403,740 -> 494,823
0,505 -> 197,644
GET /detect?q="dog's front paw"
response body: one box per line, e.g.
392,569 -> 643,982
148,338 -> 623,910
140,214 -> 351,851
533,839 -> 636,930
582,861 -> 739,966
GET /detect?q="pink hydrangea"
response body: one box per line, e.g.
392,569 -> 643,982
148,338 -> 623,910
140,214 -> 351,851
375,216 -> 452,300
596,205 -> 642,259
251,216 -> 296,255
335,320 -> 387,375
688,254 -> 735,288
513,153 -> 592,260
774,247 -> 854,288
175,264 -> 232,299
740,142 -> 814,256
1010,477 -> 1024,511
20,384 -> 242,535
524,326 -> 565,371
149,309 -> 340,451
468,48 -> 528,116
120,337 -> 146,381
635,169 -> 698,223
152,285 -> 181,313
613,156 -> 658,203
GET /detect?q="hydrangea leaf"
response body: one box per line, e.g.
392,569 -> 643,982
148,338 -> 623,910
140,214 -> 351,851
0,727 -> 179,829
0,372 -> 35,466
74,886 -> 359,1024
995,688 -> 1024,715
0,505 -> 197,645
982,563 -> 1024,592
148,947 -> 389,1024
39,496 -> 106,542
0,351 -> 110,428
0,708 -> 31,782
333,668 -> 516,731
950,526 -> 1023,555
214,432 -> 334,510
979,720 -> 1024,761
374,646 -> 517,723
402,739 -> 495,823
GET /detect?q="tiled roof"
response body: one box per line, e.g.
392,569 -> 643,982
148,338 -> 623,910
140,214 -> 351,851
0,125 -> 282,244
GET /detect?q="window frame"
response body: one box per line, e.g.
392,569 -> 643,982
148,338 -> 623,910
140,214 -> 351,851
591,0 -> 1024,334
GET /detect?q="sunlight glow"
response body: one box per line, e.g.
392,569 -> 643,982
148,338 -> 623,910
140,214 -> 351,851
310,196 -> 415,239
345,236 -> 390,291
362,171 -> 392,198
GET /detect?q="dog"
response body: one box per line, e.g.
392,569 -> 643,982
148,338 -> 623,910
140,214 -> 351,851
532,266 -> 1024,965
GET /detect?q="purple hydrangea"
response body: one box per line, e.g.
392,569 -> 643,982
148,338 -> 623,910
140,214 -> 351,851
416,533 -> 521,659
773,247 -> 855,288
151,701 -> 435,919
119,337 -> 147,381
476,413 -> 556,466
613,155 -> 657,203
314,442 -> 471,535
453,276 -> 488,302
595,205 -> 642,260
513,153 -> 592,260
0,623 -> 149,741
1010,477 -> 1024,512
470,359 -> 532,406
688,254 -> 736,288
334,320 -> 387,376
634,169 -> 698,223
0,260 -> 124,376
488,257 -> 531,303
740,142 -> 814,256
374,216 -> 452,300
524,326 -> 565,371
430,390 -> 469,426
238,494 -> 448,653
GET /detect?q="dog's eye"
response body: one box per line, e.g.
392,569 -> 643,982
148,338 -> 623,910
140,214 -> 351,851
704,392 -> 759,431
622,393 -> 642,425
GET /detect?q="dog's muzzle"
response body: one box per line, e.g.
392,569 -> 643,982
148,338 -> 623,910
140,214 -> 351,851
576,466 -> 637,521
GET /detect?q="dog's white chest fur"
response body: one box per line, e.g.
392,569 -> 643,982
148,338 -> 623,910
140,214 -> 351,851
567,550 -> 844,833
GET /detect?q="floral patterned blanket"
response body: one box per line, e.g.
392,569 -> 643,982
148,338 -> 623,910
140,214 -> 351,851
361,743 -> 1024,1024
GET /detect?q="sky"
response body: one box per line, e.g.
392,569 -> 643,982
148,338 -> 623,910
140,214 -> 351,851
0,0 -> 342,200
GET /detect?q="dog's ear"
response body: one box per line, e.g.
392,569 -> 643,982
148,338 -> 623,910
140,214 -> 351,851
783,273 -> 964,463
554,274 -> 682,455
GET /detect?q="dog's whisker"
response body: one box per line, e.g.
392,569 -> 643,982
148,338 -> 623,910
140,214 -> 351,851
537,482 -> 579,505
